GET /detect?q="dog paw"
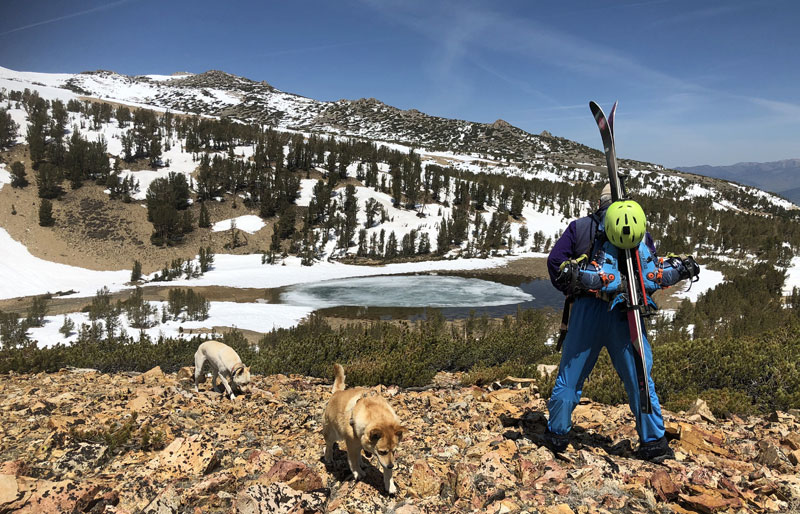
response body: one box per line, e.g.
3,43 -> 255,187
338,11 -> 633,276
387,481 -> 397,495
352,469 -> 366,481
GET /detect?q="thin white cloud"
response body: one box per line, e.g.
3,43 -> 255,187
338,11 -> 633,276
0,0 -> 133,36
468,57 -> 559,106
647,3 -> 757,27
745,97 -> 800,119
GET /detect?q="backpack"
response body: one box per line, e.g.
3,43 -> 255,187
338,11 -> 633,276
571,213 -> 661,310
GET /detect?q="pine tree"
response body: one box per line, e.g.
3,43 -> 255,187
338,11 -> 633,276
418,232 -> 431,254
0,107 -> 18,149
390,163 -> 402,207
26,296 -> 49,327
198,202 -> 211,228
35,162 -> 63,199
268,228 -> 281,263
357,229 -> 368,257
38,199 -> 55,227
149,134 -> 162,167
131,260 -> 143,282
276,208 -> 296,240
25,97 -> 48,163
385,231 -> 398,259
59,316 -> 76,338
341,185 -> 358,248
510,190 -> 524,218
198,246 -> 215,273
365,198 -> 379,228
10,161 -> 27,188
518,226 -> 530,247
181,210 -> 194,234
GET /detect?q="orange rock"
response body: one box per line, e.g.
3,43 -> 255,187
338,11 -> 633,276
649,469 -> 679,502
410,459 -> 441,497
263,460 -> 323,492
783,432 -> 800,451
140,366 -> 164,383
678,491 -> 742,513
0,474 -> 19,505
176,366 -> 195,382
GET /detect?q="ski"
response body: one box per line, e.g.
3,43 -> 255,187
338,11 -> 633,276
589,100 -> 652,414
609,100 -> 617,136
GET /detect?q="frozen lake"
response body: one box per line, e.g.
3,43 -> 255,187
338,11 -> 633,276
280,275 -> 562,319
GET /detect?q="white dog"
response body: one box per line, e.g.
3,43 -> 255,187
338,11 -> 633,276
194,341 -> 251,400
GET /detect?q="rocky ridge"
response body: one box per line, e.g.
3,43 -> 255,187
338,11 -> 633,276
1,369 -> 799,513
61,69 -> 594,161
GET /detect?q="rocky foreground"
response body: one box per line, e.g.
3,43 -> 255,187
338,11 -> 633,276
1,368 -> 799,514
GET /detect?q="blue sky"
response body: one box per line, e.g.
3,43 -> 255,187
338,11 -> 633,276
1,0 -> 798,166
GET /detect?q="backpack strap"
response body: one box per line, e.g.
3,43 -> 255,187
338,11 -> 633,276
573,212 -> 603,259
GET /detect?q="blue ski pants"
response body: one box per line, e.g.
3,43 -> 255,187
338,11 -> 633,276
547,296 -> 665,443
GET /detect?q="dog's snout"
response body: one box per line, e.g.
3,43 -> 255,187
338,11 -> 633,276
386,463 -> 394,469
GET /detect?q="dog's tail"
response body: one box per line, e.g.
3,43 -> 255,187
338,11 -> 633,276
332,363 -> 346,393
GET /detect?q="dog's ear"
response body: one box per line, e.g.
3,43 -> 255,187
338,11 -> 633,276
234,366 -> 244,376
368,428 -> 382,443
396,425 -> 409,441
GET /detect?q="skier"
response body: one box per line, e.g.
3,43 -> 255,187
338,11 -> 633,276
543,184 -> 698,462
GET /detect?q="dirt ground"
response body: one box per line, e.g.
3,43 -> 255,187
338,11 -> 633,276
0,145 -> 280,276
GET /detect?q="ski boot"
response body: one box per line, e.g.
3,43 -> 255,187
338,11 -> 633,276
636,436 -> 674,463
540,429 -> 569,454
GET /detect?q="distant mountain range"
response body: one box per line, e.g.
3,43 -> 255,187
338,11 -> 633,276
676,159 -> 800,204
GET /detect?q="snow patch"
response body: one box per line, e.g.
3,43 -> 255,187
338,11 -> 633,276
212,215 -> 265,234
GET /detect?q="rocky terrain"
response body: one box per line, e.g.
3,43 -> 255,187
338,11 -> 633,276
57,69 -> 595,161
1,368 -> 799,513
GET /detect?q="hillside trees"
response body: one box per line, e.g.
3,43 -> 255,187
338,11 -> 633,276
146,172 -> 192,246
38,199 -> 55,226
25,95 -> 49,164
35,163 -> 63,199
0,107 -> 18,149
10,161 -> 28,188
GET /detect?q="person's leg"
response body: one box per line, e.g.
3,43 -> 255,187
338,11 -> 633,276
547,297 -> 607,436
605,312 -> 665,443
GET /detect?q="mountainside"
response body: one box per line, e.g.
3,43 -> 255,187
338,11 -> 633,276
1,63 -> 799,346
676,159 -> 800,202
1,368 -> 798,513
1,67 -> 590,161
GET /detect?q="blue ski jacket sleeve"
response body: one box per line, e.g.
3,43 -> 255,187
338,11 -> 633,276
548,213 -> 657,294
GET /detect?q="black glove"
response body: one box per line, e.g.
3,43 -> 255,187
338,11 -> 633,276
680,256 -> 700,281
556,255 -> 587,295
662,254 -> 700,289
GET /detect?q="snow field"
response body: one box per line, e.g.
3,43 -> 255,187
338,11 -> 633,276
212,215 -> 265,234
28,301 -> 314,349
0,228 -> 130,300
782,256 -> 800,296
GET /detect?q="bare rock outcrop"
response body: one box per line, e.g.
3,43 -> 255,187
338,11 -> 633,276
0,369 -> 798,512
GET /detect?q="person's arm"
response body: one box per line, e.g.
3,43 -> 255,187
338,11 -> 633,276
548,221 -> 578,293
645,232 -> 657,256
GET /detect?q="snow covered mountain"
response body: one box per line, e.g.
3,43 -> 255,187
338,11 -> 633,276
2,64 -> 799,345
2,66 -> 587,160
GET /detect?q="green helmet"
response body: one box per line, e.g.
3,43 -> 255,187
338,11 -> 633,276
605,200 -> 646,249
